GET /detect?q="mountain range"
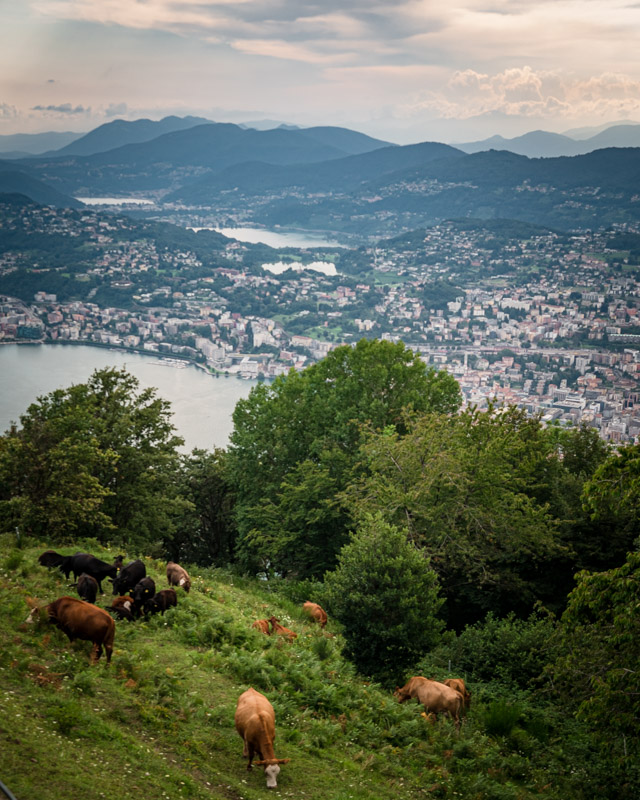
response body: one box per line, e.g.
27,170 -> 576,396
4,116 -> 640,234
457,123 -> 640,158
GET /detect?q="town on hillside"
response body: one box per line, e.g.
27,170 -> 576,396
2,198 -> 640,443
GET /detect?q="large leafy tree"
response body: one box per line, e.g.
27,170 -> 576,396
0,368 -> 185,550
169,448 -> 237,566
228,338 -> 461,577
549,550 -> 640,764
348,406 -> 563,625
324,513 -> 443,685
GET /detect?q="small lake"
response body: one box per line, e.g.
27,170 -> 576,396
262,260 -> 337,276
76,197 -> 155,206
190,226 -> 346,249
0,344 -> 254,453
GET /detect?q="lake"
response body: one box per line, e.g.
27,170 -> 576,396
76,197 -> 155,206
0,344 -> 254,452
190,225 -> 346,249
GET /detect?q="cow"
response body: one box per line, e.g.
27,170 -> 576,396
113,555 -> 125,573
25,596 -> 115,664
302,601 -> 327,629
252,619 -> 271,635
76,573 -> 98,604
166,561 -> 191,593
144,589 -> 177,616
38,550 -> 67,569
234,688 -> 290,789
442,678 -> 471,710
106,595 -> 135,622
131,577 -> 156,617
394,677 -> 462,728
268,616 -> 297,642
62,553 -> 117,592
110,559 -> 146,596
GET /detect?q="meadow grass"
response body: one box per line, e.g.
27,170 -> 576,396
0,537 -> 575,799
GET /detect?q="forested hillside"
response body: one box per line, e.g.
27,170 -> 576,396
1,339 -> 639,799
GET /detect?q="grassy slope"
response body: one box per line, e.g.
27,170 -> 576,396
0,537 -> 562,800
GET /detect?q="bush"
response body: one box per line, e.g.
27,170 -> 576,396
419,609 -> 557,689
324,513 -> 443,684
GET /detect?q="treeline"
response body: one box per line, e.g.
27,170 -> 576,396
1,339 -> 639,793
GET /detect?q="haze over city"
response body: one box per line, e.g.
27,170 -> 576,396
4,0 -> 640,142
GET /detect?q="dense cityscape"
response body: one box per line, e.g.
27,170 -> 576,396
2,198 -> 640,442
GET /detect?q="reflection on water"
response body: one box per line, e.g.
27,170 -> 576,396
262,260 -> 337,276
190,225 -> 346,249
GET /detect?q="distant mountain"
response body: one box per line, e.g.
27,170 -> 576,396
20,122 -> 392,195
0,165 -> 81,207
239,119 -> 300,131
0,130 -> 82,155
562,120 -> 639,139
50,115 -> 211,157
457,130 -> 585,158
457,124 -> 640,158
169,140 -> 461,204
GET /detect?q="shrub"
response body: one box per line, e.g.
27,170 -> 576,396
324,513 -> 442,684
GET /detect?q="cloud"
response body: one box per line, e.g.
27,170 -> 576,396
104,101 -> 128,117
0,103 -> 18,119
404,66 -> 640,120
31,103 -> 90,114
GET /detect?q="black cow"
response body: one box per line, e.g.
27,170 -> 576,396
76,573 -> 99,604
132,577 -> 156,617
113,555 -> 125,572
144,589 -> 177,616
63,553 -> 117,592
38,550 -> 67,569
110,560 -> 146,596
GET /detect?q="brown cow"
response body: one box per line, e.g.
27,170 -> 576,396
268,616 -> 297,642
252,619 -> 271,635
106,595 -> 135,621
234,688 -> 290,788
442,678 -> 471,709
395,677 -> 462,728
26,596 -> 115,664
302,601 -> 327,629
166,561 -> 191,593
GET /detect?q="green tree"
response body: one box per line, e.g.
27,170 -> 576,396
349,406 -> 562,625
324,513 -> 443,684
228,338 -> 461,577
581,442 -> 640,569
169,448 -> 237,566
0,368 -> 185,550
549,551 -> 640,764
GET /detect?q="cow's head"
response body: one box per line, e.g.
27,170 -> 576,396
255,759 -> 290,789
24,597 -> 44,624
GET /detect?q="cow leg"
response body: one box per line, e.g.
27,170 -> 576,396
91,642 -> 101,664
105,643 -> 113,664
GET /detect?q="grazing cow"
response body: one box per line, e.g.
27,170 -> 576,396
113,555 -> 125,573
394,677 -> 462,728
144,589 -> 177,616
106,595 -> 135,622
110,559 -> 146,596
442,678 -> 471,709
38,550 -> 67,569
62,553 -> 117,592
268,616 -> 297,642
131,577 -> 156,617
252,619 -> 271,635
234,688 -> 290,789
302,601 -> 327,629
76,573 -> 98,604
26,596 -> 115,664
166,561 -> 191,593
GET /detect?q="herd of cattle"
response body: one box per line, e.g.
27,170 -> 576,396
27,550 -> 192,663
26,549 -> 471,789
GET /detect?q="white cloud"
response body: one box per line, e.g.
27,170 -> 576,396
404,67 -> 640,121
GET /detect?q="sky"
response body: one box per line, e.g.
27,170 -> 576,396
3,0 -> 640,144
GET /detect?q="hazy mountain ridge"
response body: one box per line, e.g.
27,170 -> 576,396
49,115 -> 212,157
0,130 -> 82,155
458,123 -> 640,158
